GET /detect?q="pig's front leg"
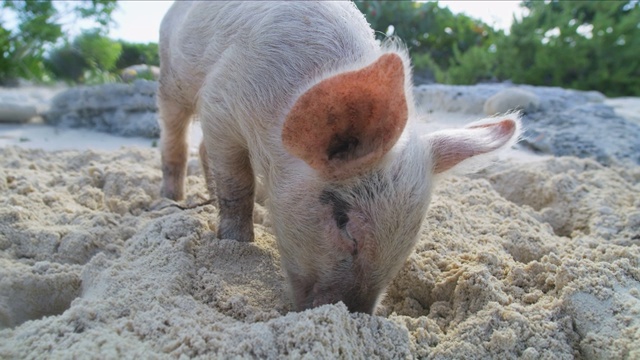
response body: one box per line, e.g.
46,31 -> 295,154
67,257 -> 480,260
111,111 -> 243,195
199,141 -> 217,199
158,92 -> 193,201
203,137 -> 255,242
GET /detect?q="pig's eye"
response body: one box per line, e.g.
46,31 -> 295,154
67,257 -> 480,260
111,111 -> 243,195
341,228 -> 358,256
335,209 -> 349,229
319,189 -> 350,229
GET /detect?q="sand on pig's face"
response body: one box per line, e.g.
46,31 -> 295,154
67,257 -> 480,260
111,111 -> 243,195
0,146 -> 639,358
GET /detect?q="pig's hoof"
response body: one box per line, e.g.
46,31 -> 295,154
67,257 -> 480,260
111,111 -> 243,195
217,227 -> 255,242
149,198 -> 181,212
160,184 -> 184,201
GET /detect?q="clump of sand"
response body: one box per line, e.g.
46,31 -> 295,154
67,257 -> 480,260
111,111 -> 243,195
0,146 -> 638,358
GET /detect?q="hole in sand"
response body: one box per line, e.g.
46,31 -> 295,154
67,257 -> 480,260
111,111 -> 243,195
0,261 -> 81,329
482,171 -> 580,238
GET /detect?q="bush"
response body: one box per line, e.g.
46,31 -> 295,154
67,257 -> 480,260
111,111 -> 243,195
0,0 -> 117,84
74,29 -> 122,72
496,0 -> 640,96
356,0 -> 640,96
116,41 -> 159,69
46,29 -> 122,84
45,45 -> 87,83
438,45 -> 498,85
47,33 -> 163,84
354,0 -> 496,75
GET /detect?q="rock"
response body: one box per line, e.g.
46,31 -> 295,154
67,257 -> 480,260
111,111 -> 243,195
0,100 -> 37,123
33,80 -> 640,166
522,103 -> 640,166
44,80 -> 160,138
413,83 -> 605,115
0,86 -> 65,123
483,88 -> 540,115
120,64 -> 161,83
414,83 -> 639,166
605,97 -> 640,126
414,84 -> 502,114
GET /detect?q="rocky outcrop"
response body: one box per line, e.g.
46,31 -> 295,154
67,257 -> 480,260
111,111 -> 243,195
483,88 -> 540,115
44,80 -> 160,138
0,86 -> 63,123
414,84 -> 640,166
40,81 -> 640,165
0,101 -> 37,123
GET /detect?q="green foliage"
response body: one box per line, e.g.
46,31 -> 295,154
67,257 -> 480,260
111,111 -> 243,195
0,26 -> 17,85
3,0 -> 638,96
75,29 -> 122,72
116,41 -> 159,69
496,0 -> 640,97
353,0 -> 497,75
47,33 -> 162,85
0,0 -> 117,84
46,29 -> 122,84
45,44 -> 86,83
437,45 -> 498,85
356,0 -> 639,96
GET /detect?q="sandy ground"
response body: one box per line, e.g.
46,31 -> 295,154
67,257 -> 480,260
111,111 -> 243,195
0,93 -> 639,358
0,123 -> 156,151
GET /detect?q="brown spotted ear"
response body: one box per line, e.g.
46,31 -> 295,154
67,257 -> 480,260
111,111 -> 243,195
428,118 -> 520,174
282,53 -> 408,180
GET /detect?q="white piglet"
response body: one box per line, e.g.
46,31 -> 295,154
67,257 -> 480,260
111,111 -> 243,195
158,1 -> 520,314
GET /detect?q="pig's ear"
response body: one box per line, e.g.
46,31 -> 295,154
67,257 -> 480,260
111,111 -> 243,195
427,117 -> 520,174
282,53 -> 408,180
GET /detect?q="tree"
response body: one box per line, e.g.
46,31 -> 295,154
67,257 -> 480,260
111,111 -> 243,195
116,41 -> 159,69
0,0 -> 117,85
75,29 -> 122,72
496,0 -> 640,96
353,1 -> 498,82
46,29 -> 122,84
45,44 -> 86,83
356,0 -> 640,95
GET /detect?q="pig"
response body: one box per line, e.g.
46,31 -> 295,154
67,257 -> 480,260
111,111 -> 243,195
157,1 -> 520,314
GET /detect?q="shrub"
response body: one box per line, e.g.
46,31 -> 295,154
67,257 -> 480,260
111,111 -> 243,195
496,0 -> 639,96
116,41 -> 159,69
354,0 -> 497,78
46,29 -> 122,84
0,0 -> 117,84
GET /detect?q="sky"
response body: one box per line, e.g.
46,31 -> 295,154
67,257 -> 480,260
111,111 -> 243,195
438,1 -> 525,33
106,1 -> 525,44
107,1 -> 175,43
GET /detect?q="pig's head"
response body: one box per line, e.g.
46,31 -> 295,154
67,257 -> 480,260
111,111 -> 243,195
277,53 -> 520,314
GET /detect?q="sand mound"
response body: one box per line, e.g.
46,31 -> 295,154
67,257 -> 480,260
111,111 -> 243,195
1,146 -> 638,358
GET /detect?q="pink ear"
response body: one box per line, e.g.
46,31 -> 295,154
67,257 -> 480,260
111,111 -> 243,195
282,53 -> 408,180
429,119 -> 519,174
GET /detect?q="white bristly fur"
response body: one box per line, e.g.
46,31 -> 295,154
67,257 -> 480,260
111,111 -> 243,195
158,1 -> 521,314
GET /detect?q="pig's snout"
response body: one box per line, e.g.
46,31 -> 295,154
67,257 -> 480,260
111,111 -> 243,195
310,283 -> 379,314
289,261 -> 381,314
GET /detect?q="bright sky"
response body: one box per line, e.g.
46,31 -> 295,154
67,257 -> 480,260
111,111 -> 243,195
107,1 -> 174,43
107,1 -> 525,44
438,1 -> 525,33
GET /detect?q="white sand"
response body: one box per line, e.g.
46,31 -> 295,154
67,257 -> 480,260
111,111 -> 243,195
605,97 -> 640,126
0,95 -> 639,358
0,121 -> 201,153
0,123 -> 155,151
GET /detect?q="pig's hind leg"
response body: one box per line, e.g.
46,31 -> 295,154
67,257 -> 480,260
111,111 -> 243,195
198,140 -> 217,200
202,132 -> 256,242
158,91 -> 193,201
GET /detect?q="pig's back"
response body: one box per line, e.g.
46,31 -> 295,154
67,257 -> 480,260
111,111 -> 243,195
160,1 -> 379,122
